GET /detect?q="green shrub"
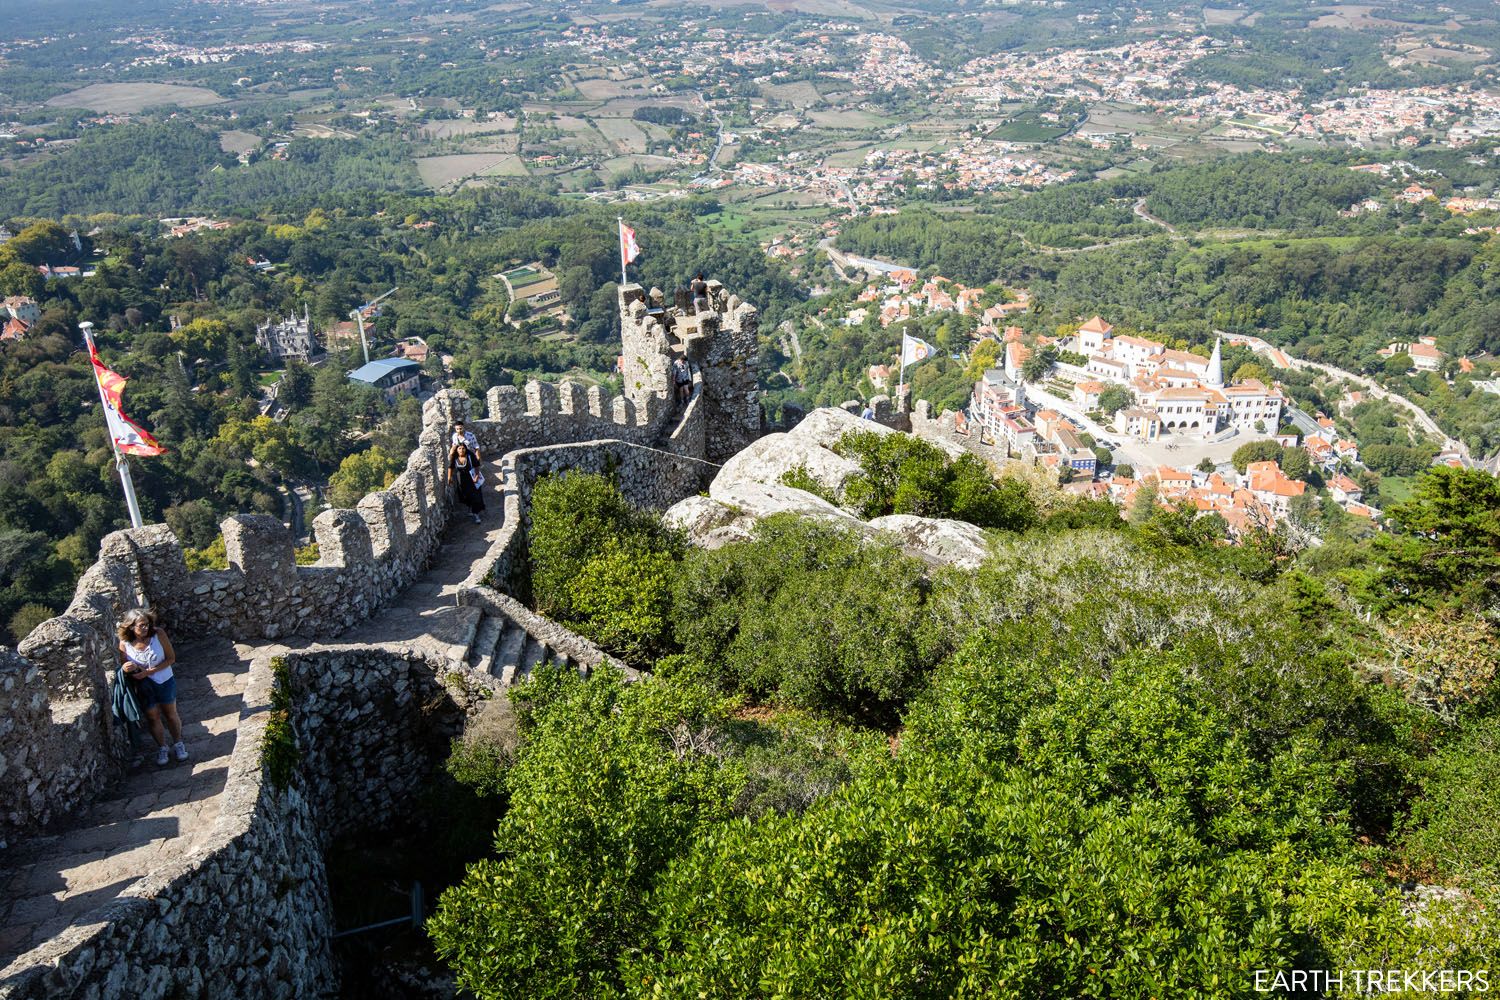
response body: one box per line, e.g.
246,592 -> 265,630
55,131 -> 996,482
566,536 -> 678,662
184,534 -> 228,571
1396,714 -> 1500,893
260,657 -> 299,792
7,602 -> 54,642
672,515 -> 941,726
527,472 -> 683,661
777,464 -> 837,504
835,430 -> 1037,530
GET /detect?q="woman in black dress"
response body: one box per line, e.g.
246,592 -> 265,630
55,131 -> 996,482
448,441 -> 486,523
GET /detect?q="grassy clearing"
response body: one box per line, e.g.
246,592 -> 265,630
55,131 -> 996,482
46,82 -> 224,112
1379,474 -> 1416,504
594,117 -> 649,153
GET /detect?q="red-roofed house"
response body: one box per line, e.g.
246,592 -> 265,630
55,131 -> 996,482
1328,475 -> 1363,504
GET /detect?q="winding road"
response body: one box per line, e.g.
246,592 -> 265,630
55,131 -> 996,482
1224,331 -> 1474,467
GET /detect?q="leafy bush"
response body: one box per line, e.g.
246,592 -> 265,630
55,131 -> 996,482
427,670 -> 742,999
672,515 -> 941,726
528,472 -> 683,659
565,537 -> 678,662
435,647 -> 1403,998
835,430 -> 1037,530
777,464 -> 837,504
327,446 -> 403,508
1397,715 -> 1500,893
7,601 -> 54,642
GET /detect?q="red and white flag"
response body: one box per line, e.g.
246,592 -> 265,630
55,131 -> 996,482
87,339 -> 166,457
620,219 -> 641,264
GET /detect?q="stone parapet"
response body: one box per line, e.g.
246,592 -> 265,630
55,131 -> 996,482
462,438 -> 721,596
0,653 -> 338,999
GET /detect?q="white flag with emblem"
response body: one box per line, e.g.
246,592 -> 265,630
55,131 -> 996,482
901,332 -> 934,367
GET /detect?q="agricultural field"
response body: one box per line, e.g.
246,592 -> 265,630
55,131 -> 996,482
760,80 -> 825,109
218,130 -> 262,155
805,109 -> 894,130
416,153 -> 529,189
45,83 -> 224,112
988,111 -> 1076,143
594,117 -> 650,154
415,116 -> 518,141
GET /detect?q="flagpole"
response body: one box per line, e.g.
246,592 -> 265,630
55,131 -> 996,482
898,333 -> 906,408
618,217 -> 628,287
80,322 -> 145,529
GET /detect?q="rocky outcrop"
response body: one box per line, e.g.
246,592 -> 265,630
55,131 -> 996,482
665,483 -> 863,550
711,430 -> 863,500
666,408 -> 994,569
867,515 -> 992,569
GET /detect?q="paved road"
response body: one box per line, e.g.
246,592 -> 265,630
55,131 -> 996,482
1132,197 -> 1176,233
1226,331 -> 1473,466
699,93 -> 726,172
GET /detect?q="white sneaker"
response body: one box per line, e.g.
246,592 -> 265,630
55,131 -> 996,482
173,741 -> 189,762
473,512 -> 482,523
156,745 -> 169,766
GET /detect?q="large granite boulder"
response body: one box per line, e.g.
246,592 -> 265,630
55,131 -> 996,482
867,515 -> 992,569
710,431 -> 861,501
670,407 -> 994,569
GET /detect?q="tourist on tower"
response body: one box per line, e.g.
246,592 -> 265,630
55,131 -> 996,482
449,441 -> 486,524
117,608 -> 188,766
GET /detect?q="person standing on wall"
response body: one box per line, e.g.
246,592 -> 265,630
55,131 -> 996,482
117,608 -> 187,766
673,357 -> 692,407
449,441 -> 486,524
691,273 -> 710,315
451,420 -> 481,463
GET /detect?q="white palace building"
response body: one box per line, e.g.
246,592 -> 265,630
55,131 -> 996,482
1072,317 -> 1283,441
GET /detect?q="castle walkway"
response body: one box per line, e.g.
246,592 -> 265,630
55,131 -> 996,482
0,464 -> 507,976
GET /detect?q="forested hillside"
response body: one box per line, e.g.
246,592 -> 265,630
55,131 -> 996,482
0,122 -> 422,219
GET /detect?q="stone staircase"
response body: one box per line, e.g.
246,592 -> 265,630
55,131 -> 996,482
466,606 -> 587,686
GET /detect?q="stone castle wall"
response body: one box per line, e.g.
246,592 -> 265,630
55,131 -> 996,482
0,279 -> 756,983
463,439 -> 722,596
0,653 -> 337,999
0,372 -> 716,848
0,645 -> 475,999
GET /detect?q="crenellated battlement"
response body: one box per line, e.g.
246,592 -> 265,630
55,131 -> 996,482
0,280 -> 756,848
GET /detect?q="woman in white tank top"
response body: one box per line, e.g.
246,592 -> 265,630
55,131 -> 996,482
117,608 -> 188,766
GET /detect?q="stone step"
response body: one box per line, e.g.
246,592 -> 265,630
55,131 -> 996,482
468,612 -> 506,675
448,605 -> 484,665
493,621 -> 527,685
516,635 -> 547,684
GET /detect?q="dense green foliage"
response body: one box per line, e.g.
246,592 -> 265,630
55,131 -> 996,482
1141,156 -> 1379,230
434,491 -> 1500,996
1397,715 -> 1500,893
671,517 -> 942,727
528,471 -> 684,662
835,430 -> 1037,530
0,122 -> 422,219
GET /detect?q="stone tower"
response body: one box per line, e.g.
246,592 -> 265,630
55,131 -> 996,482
617,280 -> 759,463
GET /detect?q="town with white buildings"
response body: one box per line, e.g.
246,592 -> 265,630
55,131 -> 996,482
961,314 -> 1391,537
